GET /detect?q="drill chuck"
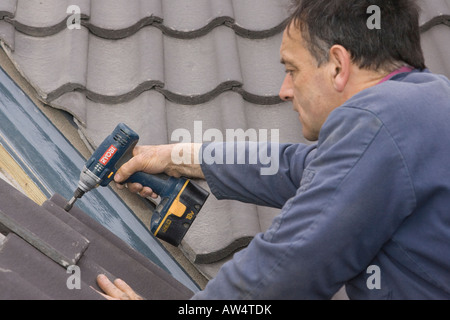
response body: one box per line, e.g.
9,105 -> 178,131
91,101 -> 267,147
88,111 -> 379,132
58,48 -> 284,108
64,166 -> 102,212
78,166 -> 102,192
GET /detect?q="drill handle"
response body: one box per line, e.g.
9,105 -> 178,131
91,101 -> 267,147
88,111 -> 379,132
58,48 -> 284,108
126,172 -> 175,196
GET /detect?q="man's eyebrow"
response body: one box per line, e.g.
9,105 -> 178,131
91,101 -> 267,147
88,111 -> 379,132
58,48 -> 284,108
280,58 -> 286,65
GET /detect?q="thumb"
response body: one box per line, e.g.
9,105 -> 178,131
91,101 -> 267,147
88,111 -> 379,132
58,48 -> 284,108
114,157 -> 139,183
114,147 -> 146,183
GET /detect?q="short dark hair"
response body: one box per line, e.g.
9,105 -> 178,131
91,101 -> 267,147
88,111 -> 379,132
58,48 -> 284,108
287,0 -> 426,71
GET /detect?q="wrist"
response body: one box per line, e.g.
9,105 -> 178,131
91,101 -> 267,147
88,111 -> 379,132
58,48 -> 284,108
166,143 -> 204,179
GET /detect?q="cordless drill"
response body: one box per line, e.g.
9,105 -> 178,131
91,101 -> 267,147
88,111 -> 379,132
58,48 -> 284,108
64,123 -> 209,246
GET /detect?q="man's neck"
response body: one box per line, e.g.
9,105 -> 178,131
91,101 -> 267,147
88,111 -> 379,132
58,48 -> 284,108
343,66 -> 398,101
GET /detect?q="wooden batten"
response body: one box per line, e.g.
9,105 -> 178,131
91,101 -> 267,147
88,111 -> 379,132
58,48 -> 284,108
0,144 -> 47,205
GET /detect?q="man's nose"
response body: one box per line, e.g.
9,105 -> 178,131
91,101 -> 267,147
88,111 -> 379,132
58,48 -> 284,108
279,75 -> 294,101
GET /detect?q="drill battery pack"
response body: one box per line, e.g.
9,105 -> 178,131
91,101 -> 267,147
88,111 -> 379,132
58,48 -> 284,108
150,177 -> 209,246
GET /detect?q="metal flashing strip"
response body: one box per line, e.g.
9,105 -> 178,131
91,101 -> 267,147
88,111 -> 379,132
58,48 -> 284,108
0,66 -> 199,292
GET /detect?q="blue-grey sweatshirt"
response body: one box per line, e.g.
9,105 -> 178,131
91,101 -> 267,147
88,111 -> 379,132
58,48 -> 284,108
192,70 -> 450,300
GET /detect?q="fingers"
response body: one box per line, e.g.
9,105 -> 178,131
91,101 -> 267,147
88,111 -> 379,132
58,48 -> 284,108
114,278 -> 143,300
96,274 -> 143,300
118,183 -> 159,199
139,186 -> 159,199
126,182 -> 143,194
96,274 -> 130,300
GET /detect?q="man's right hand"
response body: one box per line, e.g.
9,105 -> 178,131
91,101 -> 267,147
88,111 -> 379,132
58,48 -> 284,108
114,143 -> 204,199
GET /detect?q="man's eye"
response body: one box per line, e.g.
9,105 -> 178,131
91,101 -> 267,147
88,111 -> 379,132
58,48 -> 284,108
285,70 -> 294,76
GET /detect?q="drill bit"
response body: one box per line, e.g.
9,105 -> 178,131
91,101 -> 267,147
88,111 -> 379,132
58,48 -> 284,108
64,196 -> 78,212
64,188 -> 85,212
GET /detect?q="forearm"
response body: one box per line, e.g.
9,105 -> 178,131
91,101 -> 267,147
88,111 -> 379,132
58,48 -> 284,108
166,143 -> 204,179
199,141 -> 316,208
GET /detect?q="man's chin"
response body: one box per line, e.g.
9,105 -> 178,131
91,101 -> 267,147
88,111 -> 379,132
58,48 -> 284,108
302,128 -> 319,142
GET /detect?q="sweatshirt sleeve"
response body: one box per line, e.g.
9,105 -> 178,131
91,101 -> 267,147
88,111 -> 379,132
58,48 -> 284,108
200,141 -> 317,208
192,107 -> 416,300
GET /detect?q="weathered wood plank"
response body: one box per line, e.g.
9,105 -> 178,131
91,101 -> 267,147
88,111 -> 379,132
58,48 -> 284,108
0,143 -> 47,205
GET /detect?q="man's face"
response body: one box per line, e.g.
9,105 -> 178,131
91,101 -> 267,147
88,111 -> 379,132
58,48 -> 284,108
279,25 -> 340,141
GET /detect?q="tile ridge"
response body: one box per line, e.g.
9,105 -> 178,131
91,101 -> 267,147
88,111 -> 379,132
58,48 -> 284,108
0,11 -> 14,20
420,15 -> 450,33
2,15 -> 287,40
160,81 -> 241,106
232,19 -> 288,40
236,88 -> 284,105
0,0 -> 16,20
88,15 -> 163,40
191,236 -> 253,264
46,81 -> 283,106
46,80 -> 164,104
4,15 -> 89,37
159,16 -> 234,39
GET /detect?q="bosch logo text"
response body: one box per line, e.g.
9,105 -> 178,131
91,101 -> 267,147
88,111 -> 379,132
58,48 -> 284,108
99,145 -> 117,165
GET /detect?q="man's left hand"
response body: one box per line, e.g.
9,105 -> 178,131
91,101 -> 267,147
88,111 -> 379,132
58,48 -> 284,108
95,274 -> 143,300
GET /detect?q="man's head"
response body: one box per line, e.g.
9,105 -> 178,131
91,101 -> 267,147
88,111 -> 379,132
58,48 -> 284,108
279,0 -> 425,141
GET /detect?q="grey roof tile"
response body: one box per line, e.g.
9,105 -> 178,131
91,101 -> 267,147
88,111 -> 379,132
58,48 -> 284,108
418,0 -> 450,80
165,92 -> 303,145
0,20 -> 14,50
161,0 -> 234,33
89,0 -> 162,31
231,0 -> 290,32
2,25 -> 285,107
245,102 -> 304,144
10,28 -> 89,99
0,177 -> 194,299
167,92 -> 248,135
0,0 -> 16,19
80,91 -> 169,147
3,0 -> 290,40
421,24 -> 450,79
162,26 -> 242,99
87,27 -> 164,100
0,233 -> 101,300
11,0 -> 90,36
0,264 -> 53,300
0,176 -> 90,268
0,209 -> 89,269
237,34 -> 285,96
51,91 -> 88,125
0,0 -> 449,280
0,2 -> 289,107
46,194 -> 194,299
13,0 -> 71,28
419,0 -> 450,31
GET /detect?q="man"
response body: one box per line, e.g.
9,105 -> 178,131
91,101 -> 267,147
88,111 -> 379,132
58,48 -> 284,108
98,0 -> 450,299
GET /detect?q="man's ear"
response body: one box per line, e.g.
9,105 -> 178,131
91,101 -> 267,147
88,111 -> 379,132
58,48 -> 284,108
328,45 -> 351,92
